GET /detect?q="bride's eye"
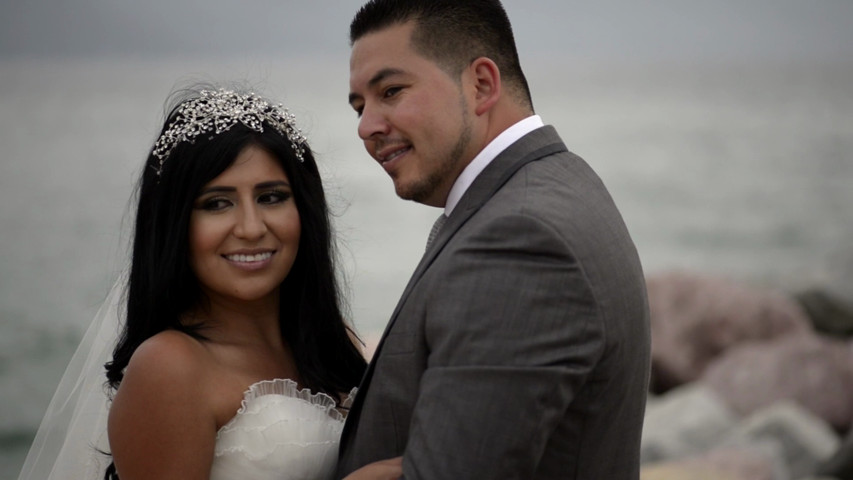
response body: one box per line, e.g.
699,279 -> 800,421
198,197 -> 232,211
258,190 -> 291,205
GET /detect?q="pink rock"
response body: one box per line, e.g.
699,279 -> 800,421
703,334 -> 853,431
647,271 -> 811,392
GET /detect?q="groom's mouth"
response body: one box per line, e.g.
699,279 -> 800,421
376,145 -> 412,172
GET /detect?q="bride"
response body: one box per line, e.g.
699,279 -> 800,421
18,87 -> 401,480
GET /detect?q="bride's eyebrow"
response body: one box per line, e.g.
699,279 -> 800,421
198,186 -> 236,195
255,181 -> 291,190
198,181 -> 291,196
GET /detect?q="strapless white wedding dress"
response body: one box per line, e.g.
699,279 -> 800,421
210,378 -> 354,480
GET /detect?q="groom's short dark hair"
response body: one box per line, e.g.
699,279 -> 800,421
349,0 -> 533,109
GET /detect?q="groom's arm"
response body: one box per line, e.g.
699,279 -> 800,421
401,211 -> 605,479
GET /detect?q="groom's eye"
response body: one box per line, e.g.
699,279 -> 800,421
383,86 -> 402,98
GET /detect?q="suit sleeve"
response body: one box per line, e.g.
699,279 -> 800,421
401,211 -> 605,479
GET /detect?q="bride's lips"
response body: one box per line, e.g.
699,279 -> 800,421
223,250 -> 276,271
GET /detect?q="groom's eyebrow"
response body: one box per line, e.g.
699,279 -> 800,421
348,68 -> 405,106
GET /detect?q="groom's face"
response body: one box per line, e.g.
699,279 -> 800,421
348,21 -> 476,208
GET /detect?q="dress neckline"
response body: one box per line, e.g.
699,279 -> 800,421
216,378 -> 357,436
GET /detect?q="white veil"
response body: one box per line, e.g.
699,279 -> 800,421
18,276 -> 126,480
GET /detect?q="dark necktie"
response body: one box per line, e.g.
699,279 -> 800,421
425,213 -> 447,251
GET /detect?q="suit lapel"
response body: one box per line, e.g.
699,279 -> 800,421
340,126 -> 567,446
392,126 -> 567,329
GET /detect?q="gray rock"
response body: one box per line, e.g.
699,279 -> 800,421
647,271 -> 811,392
718,401 -> 840,479
703,334 -> 853,430
641,383 -> 738,463
815,426 -> 853,480
795,289 -> 853,338
640,444 -> 783,480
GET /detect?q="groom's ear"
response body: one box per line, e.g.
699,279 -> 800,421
468,57 -> 501,116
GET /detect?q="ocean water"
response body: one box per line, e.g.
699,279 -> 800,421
1,57 -> 851,477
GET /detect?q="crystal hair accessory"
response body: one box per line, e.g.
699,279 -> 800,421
152,89 -> 307,175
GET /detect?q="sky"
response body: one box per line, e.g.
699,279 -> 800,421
2,0 -> 853,64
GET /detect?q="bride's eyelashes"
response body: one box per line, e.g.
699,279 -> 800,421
194,189 -> 293,212
257,189 -> 292,205
197,196 -> 232,211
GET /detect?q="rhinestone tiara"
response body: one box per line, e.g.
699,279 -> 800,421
152,89 -> 307,175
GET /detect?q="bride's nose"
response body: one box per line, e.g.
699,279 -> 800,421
233,204 -> 267,240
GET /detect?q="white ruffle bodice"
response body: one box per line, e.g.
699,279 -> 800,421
210,379 -> 354,480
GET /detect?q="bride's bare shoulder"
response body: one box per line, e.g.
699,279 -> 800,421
122,330 -> 211,384
134,329 -> 208,366
108,330 -> 218,477
110,330 -> 217,419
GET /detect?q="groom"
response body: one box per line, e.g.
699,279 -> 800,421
338,1 -> 650,478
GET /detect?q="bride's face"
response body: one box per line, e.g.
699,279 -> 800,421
188,145 -> 301,304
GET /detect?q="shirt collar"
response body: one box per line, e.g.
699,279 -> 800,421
444,115 -> 544,216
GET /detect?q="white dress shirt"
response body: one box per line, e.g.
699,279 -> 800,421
444,115 -> 544,217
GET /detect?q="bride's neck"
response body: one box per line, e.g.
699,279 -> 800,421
184,293 -> 283,347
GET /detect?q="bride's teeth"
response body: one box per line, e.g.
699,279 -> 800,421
227,252 -> 272,262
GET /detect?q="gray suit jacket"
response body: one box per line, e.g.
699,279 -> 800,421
337,126 -> 650,479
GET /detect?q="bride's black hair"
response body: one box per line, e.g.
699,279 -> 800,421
102,87 -> 366,478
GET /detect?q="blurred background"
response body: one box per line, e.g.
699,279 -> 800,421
2,1 -> 852,477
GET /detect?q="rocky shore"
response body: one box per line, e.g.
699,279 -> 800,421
641,271 -> 853,480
